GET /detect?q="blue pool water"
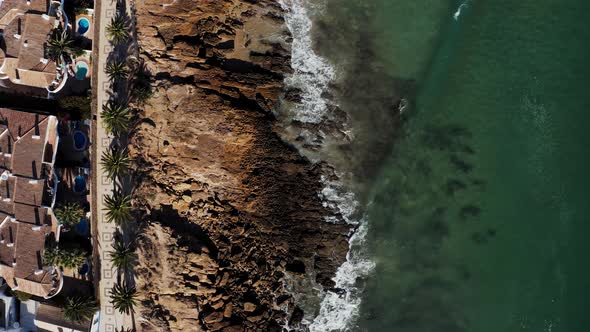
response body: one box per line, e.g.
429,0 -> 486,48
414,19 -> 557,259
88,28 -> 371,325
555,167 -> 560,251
77,18 -> 89,35
73,130 -> 87,150
78,263 -> 89,275
75,219 -> 89,236
74,175 -> 86,193
75,62 -> 88,80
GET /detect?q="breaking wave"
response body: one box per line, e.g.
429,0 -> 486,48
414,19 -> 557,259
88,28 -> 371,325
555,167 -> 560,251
310,217 -> 374,332
454,1 -> 469,20
278,1 -> 374,330
278,0 -> 336,124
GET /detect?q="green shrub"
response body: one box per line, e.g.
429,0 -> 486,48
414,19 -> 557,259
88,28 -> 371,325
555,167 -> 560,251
59,95 -> 91,120
13,291 -> 32,302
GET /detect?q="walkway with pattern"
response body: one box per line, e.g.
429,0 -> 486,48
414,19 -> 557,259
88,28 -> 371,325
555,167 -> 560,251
93,0 -> 133,330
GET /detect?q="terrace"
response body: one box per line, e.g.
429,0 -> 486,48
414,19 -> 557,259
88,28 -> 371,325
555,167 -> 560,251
0,0 -> 93,96
0,0 -> 62,92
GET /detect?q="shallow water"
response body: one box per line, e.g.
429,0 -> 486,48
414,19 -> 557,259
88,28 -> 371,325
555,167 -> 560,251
283,0 -> 590,331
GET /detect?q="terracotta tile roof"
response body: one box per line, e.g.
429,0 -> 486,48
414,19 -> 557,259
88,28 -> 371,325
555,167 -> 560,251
0,126 -> 13,157
7,274 -> 56,299
14,203 -> 48,225
0,109 -> 46,142
3,15 -> 25,59
13,122 -> 48,178
0,218 -> 16,266
14,222 -> 50,275
35,303 -> 91,332
0,0 -> 47,24
14,177 -> 44,206
0,108 -> 49,178
18,14 -> 55,72
0,108 -> 60,298
0,175 -> 14,198
0,209 -> 59,298
0,1 -> 57,88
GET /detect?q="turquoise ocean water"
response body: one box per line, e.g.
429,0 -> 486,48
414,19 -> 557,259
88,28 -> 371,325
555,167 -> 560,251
291,0 -> 590,330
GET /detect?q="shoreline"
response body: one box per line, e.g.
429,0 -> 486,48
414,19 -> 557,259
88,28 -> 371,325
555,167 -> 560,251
277,1 -> 378,330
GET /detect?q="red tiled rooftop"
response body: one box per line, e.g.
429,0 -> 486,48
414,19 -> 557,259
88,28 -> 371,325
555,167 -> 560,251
0,108 -> 60,298
0,109 -> 46,142
0,1 -> 57,88
17,14 -> 56,72
14,177 -> 45,206
0,0 -> 47,23
0,218 -> 16,266
14,222 -> 50,275
14,203 -> 48,225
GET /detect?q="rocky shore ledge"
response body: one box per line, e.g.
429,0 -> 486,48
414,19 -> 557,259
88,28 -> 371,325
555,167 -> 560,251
129,0 -> 351,330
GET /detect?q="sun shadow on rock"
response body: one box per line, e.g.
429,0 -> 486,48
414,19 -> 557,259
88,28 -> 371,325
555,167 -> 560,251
150,204 -> 218,258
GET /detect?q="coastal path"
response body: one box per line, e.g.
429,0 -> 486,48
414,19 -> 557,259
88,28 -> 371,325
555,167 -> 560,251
91,0 -> 133,330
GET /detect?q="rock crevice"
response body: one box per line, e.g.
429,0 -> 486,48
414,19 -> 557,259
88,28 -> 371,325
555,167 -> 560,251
131,0 -> 351,331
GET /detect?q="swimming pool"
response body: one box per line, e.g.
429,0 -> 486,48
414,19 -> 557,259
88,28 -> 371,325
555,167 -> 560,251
74,175 -> 86,193
75,62 -> 88,80
73,130 -> 87,150
77,17 -> 90,35
75,219 -> 89,236
78,263 -> 89,275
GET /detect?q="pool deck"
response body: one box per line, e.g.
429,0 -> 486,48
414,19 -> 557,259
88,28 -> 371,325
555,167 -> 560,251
58,121 -> 91,164
56,167 -> 90,206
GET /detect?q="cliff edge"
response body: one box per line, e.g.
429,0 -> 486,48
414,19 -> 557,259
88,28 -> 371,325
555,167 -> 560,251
130,0 -> 351,330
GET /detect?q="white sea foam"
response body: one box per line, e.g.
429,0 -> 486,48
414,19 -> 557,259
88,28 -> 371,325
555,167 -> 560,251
309,216 -> 374,332
320,175 -> 358,223
454,1 -> 469,20
278,1 -> 374,330
278,0 -> 336,124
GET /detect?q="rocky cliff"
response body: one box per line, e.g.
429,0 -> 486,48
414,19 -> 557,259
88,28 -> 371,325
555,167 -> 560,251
130,0 -> 351,331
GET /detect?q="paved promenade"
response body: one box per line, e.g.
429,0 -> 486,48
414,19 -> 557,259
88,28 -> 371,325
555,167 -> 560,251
92,0 -> 133,330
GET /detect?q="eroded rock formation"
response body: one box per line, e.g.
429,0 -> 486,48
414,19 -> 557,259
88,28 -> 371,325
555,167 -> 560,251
130,0 -> 351,330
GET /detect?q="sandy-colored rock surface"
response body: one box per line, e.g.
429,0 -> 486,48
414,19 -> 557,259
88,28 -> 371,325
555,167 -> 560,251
130,0 -> 351,330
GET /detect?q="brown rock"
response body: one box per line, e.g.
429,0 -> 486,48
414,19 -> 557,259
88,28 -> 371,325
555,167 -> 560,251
211,301 -> 224,310
204,312 -> 224,325
131,0 -> 352,331
243,302 -> 256,313
223,304 -> 233,318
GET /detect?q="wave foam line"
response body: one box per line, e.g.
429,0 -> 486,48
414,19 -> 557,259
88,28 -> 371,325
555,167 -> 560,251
308,176 -> 375,331
453,1 -> 470,20
309,218 -> 374,332
278,1 -> 374,330
278,0 -> 335,124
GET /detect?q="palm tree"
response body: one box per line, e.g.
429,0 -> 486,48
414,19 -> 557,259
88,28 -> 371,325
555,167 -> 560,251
47,31 -> 84,61
101,101 -> 131,136
107,15 -> 130,46
106,60 -> 129,81
131,83 -> 153,105
109,239 -> 136,273
47,32 -> 73,61
55,202 -> 84,228
59,248 -> 87,269
63,296 -> 97,322
115,328 -> 134,332
103,191 -> 132,225
101,148 -> 130,180
110,283 -> 137,315
43,247 -> 86,269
